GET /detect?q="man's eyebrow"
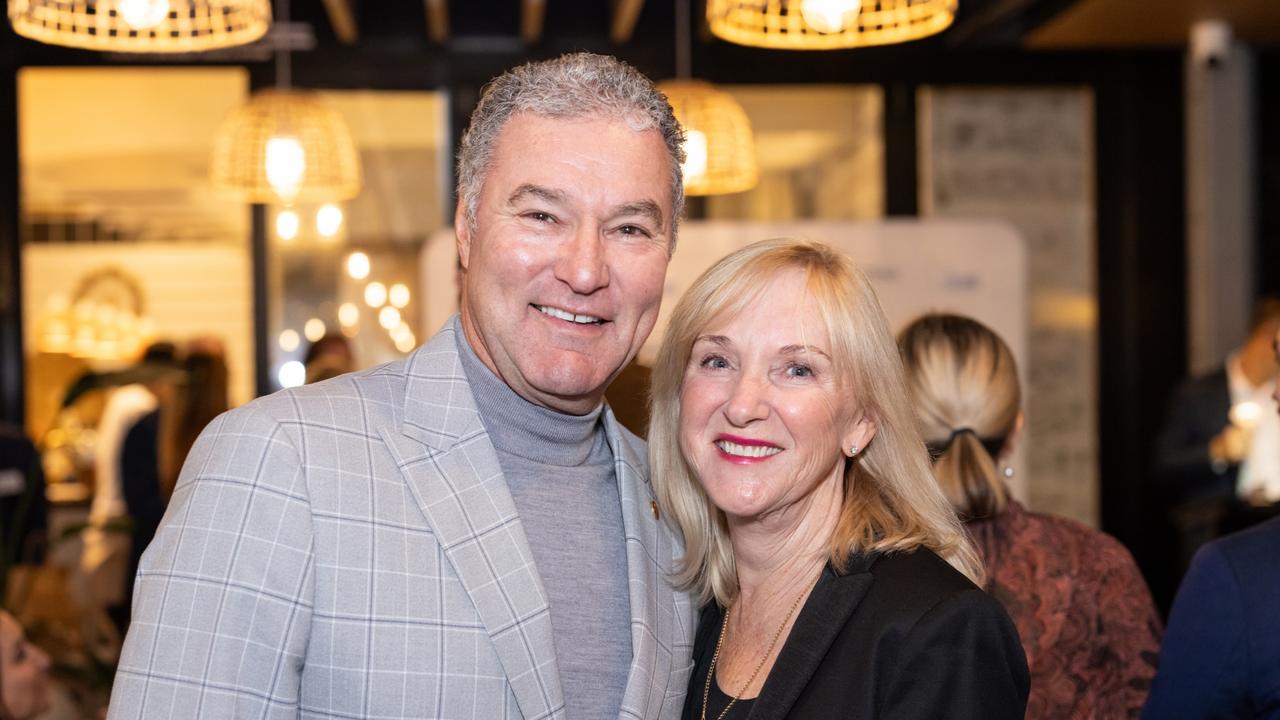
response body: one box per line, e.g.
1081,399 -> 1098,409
780,344 -> 832,360
613,200 -> 665,229
507,184 -> 567,206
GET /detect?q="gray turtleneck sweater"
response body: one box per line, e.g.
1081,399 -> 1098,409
457,332 -> 632,719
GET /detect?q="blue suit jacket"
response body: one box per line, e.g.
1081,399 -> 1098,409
1144,516 -> 1280,719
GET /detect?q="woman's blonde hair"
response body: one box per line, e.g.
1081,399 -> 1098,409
897,313 -> 1020,521
649,239 -> 982,607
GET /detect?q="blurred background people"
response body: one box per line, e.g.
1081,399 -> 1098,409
1144,325 -> 1280,720
652,241 -> 1028,719
1153,297 -> 1280,575
899,313 -> 1161,719
302,333 -> 354,385
0,610 -> 50,720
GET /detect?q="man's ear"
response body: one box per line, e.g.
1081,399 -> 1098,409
454,201 -> 472,270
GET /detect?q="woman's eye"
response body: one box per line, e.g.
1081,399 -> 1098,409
785,364 -> 814,378
699,355 -> 730,370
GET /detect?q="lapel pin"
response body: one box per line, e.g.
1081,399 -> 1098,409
650,501 -> 660,520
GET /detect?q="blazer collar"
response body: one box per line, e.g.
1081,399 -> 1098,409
603,406 -> 683,718
744,553 -> 880,720
380,317 -> 565,719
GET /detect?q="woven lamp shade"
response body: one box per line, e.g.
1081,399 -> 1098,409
659,80 -> 758,197
707,0 -> 957,50
211,89 -> 362,204
9,0 -> 271,53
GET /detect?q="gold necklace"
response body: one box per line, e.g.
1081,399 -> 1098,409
700,583 -> 811,720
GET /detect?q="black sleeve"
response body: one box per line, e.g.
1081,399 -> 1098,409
880,588 -> 1030,720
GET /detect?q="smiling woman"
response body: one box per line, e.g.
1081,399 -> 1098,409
649,238 -> 1029,719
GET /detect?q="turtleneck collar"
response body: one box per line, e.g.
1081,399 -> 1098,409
455,324 -> 608,467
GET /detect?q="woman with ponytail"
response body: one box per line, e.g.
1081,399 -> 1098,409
900,313 -> 1163,719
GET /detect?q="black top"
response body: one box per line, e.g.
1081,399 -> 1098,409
681,547 -> 1030,720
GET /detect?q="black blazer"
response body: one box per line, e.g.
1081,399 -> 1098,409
682,547 -> 1029,719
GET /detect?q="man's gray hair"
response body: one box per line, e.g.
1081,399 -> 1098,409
456,52 -> 685,243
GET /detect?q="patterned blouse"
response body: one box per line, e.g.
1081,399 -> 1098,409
966,500 -> 1163,719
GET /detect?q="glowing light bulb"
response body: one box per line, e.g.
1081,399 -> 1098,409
316,203 -> 343,238
682,129 -> 708,181
279,329 -> 300,352
276,209 -> 300,241
800,0 -> 862,33
378,306 -> 401,330
1230,401 -> 1264,430
118,0 -> 170,30
304,318 -> 326,342
346,252 -> 370,280
265,136 -> 306,200
394,330 -> 417,353
389,283 -> 411,309
364,281 -> 387,308
278,361 -> 306,388
338,302 -> 359,328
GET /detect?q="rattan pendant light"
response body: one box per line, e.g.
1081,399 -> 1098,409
657,0 -> 758,196
209,0 -> 360,204
8,0 -> 271,53
707,0 -> 957,50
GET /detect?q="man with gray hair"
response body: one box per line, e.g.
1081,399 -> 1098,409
109,53 -> 694,719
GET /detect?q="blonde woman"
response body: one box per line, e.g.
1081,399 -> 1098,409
899,313 -> 1162,719
650,240 -> 1028,720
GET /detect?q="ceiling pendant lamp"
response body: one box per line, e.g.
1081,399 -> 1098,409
8,0 -> 271,53
658,0 -> 757,197
209,0 -> 360,204
707,0 -> 958,50
658,80 -> 758,196
210,89 -> 362,204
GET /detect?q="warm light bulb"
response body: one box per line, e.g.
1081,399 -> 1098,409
316,204 -> 343,238
118,0 -> 170,30
338,302 -> 359,328
279,329 -> 300,352
389,283 -> 411,309
278,361 -> 306,388
1230,401 -> 1264,430
265,136 -> 306,200
378,306 -> 401,330
304,318 -> 326,342
365,281 -> 387,308
682,129 -> 708,181
800,0 -> 862,33
346,252 -> 370,280
394,330 -> 417,353
276,209 -> 300,241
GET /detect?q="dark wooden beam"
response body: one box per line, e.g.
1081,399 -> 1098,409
611,0 -> 646,44
521,0 -> 546,45
321,0 -> 359,45
424,0 -> 449,44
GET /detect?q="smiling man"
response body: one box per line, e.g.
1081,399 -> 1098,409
109,54 -> 694,720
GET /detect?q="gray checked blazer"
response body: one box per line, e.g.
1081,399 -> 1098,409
109,317 -> 696,719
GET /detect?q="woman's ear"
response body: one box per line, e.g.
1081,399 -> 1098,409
844,411 -> 878,458
999,411 -> 1025,462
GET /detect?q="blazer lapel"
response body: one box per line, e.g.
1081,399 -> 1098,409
378,319 -> 565,720
747,556 -> 878,720
606,407 -> 681,720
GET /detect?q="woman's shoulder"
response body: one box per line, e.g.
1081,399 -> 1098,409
853,547 -> 1003,626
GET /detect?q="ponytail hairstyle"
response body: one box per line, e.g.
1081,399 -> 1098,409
897,314 -> 1020,521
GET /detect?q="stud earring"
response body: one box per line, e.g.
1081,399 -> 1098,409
1002,466 -> 1014,479
850,443 -> 859,457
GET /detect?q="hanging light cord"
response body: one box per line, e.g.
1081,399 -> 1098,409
675,0 -> 691,80
275,0 -> 291,88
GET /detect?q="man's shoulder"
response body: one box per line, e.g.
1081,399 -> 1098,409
1204,516 -> 1280,583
